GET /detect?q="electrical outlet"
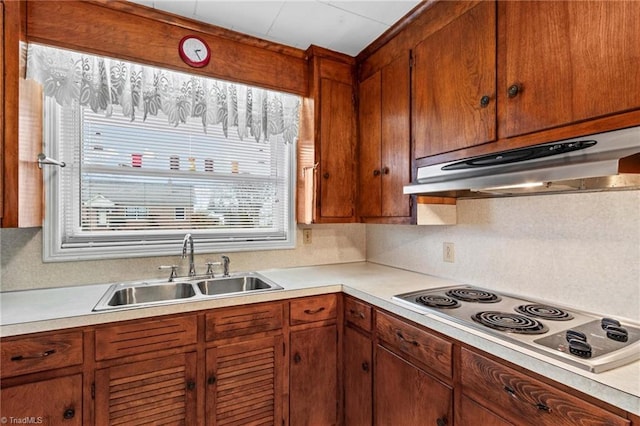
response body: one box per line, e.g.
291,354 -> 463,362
443,242 -> 455,263
303,228 -> 312,244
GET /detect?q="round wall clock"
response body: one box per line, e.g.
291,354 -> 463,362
178,35 -> 211,68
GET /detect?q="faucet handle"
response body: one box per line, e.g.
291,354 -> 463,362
158,265 -> 178,282
221,255 -> 230,277
205,261 -> 221,278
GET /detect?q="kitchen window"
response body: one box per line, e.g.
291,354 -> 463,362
29,44 -> 300,261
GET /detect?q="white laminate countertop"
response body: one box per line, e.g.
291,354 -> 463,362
1,261 -> 639,415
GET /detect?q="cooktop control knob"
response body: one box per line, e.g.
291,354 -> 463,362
605,325 -> 629,342
568,339 -> 592,358
601,317 -> 621,329
566,329 -> 587,342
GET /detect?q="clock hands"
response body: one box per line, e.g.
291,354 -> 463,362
194,49 -> 202,60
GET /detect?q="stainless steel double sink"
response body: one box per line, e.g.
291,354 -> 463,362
93,272 -> 283,311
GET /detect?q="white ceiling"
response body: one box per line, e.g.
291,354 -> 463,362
128,0 -> 422,56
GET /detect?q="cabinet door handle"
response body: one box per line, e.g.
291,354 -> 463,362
361,361 -> 369,372
507,84 -> 521,98
349,309 -> 365,319
436,417 -> 447,426
293,352 -> 302,364
480,95 -> 491,108
382,166 -> 390,175
503,385 -> 518,398
304,307 -> 325,315
323,172 -> 330,179
536,402 -> 552,413
395,330 -> 419,346
504,385 -> 552,413
207,375 -> 217,385
186,380 -> 196,391
11,349 -> 56,361
63,408 -> 75,419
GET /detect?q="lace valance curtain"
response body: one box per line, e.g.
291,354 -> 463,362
26,43 -> 300,143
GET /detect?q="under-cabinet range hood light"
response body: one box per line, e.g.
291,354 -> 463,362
404,126 -> 640,198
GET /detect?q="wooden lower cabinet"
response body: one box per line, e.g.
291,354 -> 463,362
206,335 -> 285,425
457,394 -> 513,426
0,374 -> 83,425
2,298 -> 637,426
290,324 -> 339,425
94,352 -> 198,425
460,348 -> 629,426
375,345 -> 452,426
343,326 -> 372,426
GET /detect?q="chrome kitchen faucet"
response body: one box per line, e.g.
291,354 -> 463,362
182,233 -> 197,277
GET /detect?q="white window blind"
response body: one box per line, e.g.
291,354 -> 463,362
43,99 -> 296,261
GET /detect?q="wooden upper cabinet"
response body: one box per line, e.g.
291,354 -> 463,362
413,0 -> 496,160
299,47 -> 356,223
320,76 -> 356,219
358,70 -> 382,218
2,0 -> 42,228
499,1 -> 640,138
358,52 -> 412,221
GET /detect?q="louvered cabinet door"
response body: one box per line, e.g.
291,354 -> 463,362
95,352 -> 197,425
206,335 -> 285,426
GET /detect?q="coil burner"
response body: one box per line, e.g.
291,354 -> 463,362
446,288 -> 501,303
416,295 -> 461,309
472,311 -> 549,334
515,304 -> 574,321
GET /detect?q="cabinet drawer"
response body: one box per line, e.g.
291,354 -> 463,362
375,311 -> 452,379
205,302 -> 283,341
290,294 -> 338,325
95,315 -> 197,360
344,297 -> 372,332
1,331 -> 83,377
460,348 -> 629,426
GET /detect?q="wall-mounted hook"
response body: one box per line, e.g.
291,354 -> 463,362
37,153 -> 66,169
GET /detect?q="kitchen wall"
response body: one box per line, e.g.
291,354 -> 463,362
367,190 -> 640,322
0,224 -> 366,292
2,191 -> 638,322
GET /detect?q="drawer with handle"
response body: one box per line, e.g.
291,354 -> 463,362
290,294 -> 338,325
1,331 -> 83,378
344,296 -> 372,332
460,348 -> 629,426
376,311 -> 452,379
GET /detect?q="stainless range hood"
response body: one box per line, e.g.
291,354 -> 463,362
404,126 -> 640,198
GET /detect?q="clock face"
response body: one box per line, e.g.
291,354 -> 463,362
179,36 -> 211,68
